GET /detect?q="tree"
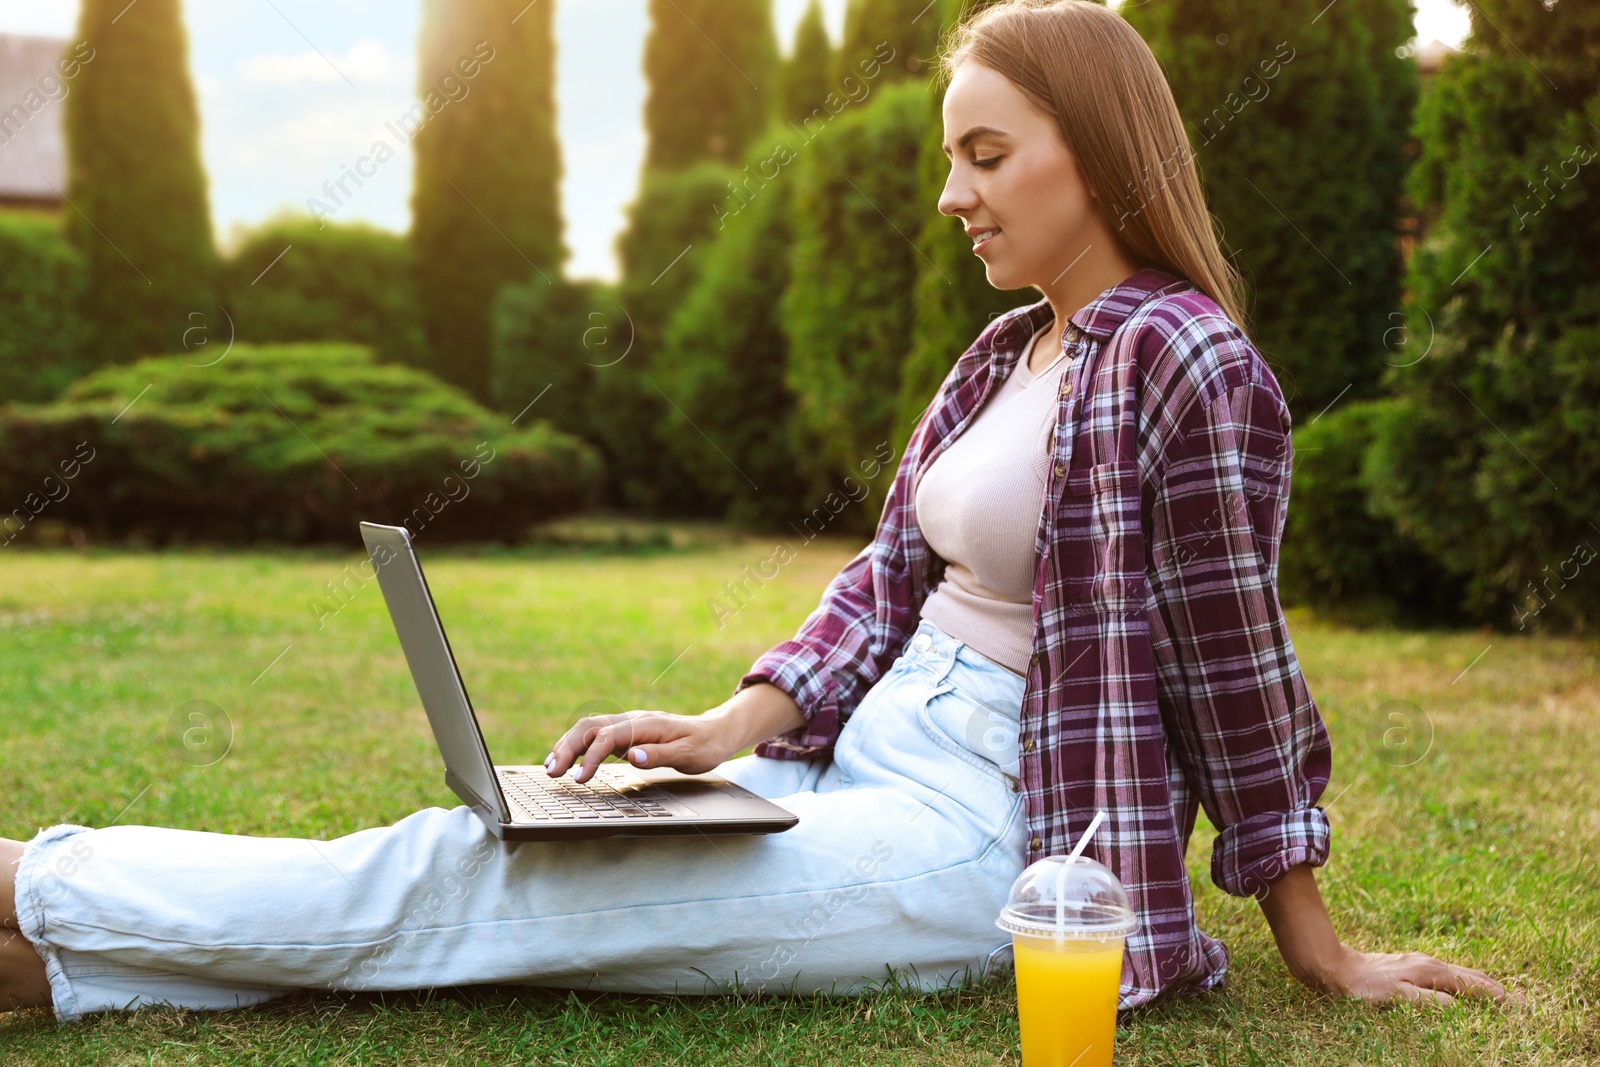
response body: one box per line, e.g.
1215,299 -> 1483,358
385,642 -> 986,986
221,217 -> 428,370
64,0 -> 216,367
779,0 -> 835,125
1122,0 -> 1417,422
411,0 -> 563,403
896,0 -> 1025,454
1365,0 -> 1600,630
590,163 -> 734,515
782,80 -> 930,535
641,0 -> 777,169
835,0 -> 942,86
598,0 -> 781,516
655,123 -> 809,531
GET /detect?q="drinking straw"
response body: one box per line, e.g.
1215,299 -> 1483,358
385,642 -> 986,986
1055,810 -> 1107,931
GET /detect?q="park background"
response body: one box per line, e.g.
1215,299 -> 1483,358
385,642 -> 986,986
0,0 -> 1596,1064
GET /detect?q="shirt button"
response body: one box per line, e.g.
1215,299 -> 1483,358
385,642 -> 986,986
1053,461 -> 1066,477
1029,837 -> 1044,852
1022,737 -> 1037,753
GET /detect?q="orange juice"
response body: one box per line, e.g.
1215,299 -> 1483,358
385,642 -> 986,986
1012,933 -> 1124,1067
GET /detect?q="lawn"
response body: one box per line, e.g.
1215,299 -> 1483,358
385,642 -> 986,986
1,519 -> 1595,1065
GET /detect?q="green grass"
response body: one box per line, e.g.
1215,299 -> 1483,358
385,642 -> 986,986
2,519 -> 1596,1065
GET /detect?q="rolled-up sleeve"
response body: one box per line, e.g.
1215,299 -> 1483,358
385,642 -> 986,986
732,442 -> 929,760
1145,378 -> 1333,899
733,541 -> 892,758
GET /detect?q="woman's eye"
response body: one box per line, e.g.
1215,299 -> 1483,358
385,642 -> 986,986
973,157 -> 1002,169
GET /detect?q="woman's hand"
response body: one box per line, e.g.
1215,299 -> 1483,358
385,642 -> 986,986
542,681 -> 808,784
1312,943 -> 1522,1007
1257,862 -> 1525,1008
544,709 -> 733,783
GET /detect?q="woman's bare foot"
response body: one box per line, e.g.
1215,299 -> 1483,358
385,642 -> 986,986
0,927 -> 51,1011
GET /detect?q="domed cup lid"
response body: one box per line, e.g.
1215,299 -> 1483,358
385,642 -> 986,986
996,854 -> 1137,939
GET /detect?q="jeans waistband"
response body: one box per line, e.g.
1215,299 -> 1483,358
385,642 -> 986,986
905,618 -> 1023,671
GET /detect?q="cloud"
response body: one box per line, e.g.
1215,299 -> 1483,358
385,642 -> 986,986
237,39 -> 406,85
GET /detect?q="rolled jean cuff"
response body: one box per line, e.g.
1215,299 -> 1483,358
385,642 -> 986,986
14,822 -> 96,1023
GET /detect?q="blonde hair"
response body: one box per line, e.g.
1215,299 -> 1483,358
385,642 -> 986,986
938,0 -> 1250,337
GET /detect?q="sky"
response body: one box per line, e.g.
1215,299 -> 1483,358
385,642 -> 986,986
0,0 -> 1471,283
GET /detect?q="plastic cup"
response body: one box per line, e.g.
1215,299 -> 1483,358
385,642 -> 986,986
997,854 -> 1137,1067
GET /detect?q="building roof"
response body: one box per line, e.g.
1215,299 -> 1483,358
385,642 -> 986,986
1414,38 -> 1462,76
0,33 -> 71,205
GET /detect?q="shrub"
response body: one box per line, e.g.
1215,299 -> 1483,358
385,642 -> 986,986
219,218 -> 429,369
0,343 -> 604,546
782,79 -> 928,535
590,161 -> 734,516
0,211 -> 90,403
489,275 -> 608,444
1277,398 -> 1467,626
1123,0 -> 1418,422
1367,0 -> 1599,630
654,121 -> 809,532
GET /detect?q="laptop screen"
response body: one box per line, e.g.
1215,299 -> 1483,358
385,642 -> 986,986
360,522 -> 509,822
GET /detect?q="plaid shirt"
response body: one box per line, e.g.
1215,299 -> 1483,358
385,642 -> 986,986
733,267 -> 1333,1009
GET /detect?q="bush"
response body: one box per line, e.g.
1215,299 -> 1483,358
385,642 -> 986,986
654,121 -> 809,532
1368,0 -> 1599,630
1277,398 -> 1467,626
782,79 -> 929,536
489,276 -> 609,444
0,343 -> 604,545
591,161 -> 735,516
1123,0 -> 1418,423
0,211 -> 91,402
220,217 -> 429,369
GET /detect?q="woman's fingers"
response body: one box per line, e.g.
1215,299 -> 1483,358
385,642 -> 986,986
544,710 -> 719,781
1402,955 -> 1506,1002
1397,982 -> 1456,1006
546,713 -> 634,777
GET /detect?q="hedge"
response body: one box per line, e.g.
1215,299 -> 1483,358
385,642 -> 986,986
0,343 -> 604,546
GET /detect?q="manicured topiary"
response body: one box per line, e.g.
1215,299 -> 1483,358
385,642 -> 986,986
0,344 -> 603,546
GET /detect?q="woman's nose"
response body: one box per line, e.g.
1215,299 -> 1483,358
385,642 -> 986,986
939,172 -> 978,218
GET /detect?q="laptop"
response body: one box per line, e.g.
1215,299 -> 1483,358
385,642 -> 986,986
358,521 -> 799,842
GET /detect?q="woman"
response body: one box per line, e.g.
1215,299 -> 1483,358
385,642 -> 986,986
2,0 -> 1509,1022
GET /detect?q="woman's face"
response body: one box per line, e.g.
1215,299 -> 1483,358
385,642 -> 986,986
938,60 -> 1114,293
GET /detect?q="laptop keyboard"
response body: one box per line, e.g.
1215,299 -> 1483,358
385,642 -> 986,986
497,768 -> 677,821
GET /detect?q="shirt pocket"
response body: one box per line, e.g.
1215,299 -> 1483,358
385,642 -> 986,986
1056,459 -> 1148,614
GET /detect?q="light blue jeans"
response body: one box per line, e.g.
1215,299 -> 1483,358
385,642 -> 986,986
14,618 -> 1030,1024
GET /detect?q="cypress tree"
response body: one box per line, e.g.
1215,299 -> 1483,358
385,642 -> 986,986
411,0 -> 562,403
782,80 -> 930,535
835,0 -> 942,86
655,124 -> 808,532
64,0 -> 216,367
589,162 -> 733,516
1122,0 -> 1417,422
1365,0 -> 1600,630
779,0 -> 835,125
896,0 -> 1021,453
642,0 -> 778,169
599,0 -> 781,516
